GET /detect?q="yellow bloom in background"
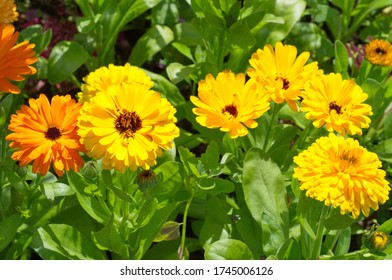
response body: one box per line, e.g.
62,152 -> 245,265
78,63 -> 154,103
301,73 -> 372,136
6,94 -> 85,176
190,70 -> 270,138
365,39 -> 392,66
0,24 -> 37,94
0,0 -> 18,27
293,133 -> 390,219
77,83 -> 179,172
247,42 -> 321,111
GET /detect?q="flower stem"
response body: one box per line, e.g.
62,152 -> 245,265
311,205 -> 329,259
179,192 -> 193,260
263,103 -> 279,151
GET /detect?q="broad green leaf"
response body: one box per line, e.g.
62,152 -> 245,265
324,213 -> 355,230
242,147 -> 289,230
20,24 -> 52,55
334,40 -> 349,77
0,214 -> 22,252
261,212 -> 288,256
76,14 -> 102,34
47,41 -> 89,84
129,25 -> 174,66
200,196 -> 233,246
31,224 -> 106,260
334,227 -> 351,255
151,0 -> 179,26
378,218 -> 392,235
67,170 -> 110,224
153,161 -> 183,201
200,140 -> 219,171
205,239 -> 254,260
92,215 -> 123,255
228,20 -> 255,50
166,62 -> 196,84
41,182 -> 75,201
191,0 -> 226,28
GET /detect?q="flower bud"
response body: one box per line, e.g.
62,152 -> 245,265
81,161 -> 99,180
367,231 -> 390,252
136,170 -> 161,196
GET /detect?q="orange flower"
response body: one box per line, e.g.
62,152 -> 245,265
0,24 -> 37,94
6,94 -> 85,176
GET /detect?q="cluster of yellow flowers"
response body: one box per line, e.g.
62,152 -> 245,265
1,0 -> 390,220
191,41 -> 389,219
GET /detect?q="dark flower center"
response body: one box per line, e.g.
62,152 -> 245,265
222,104 -> 238,118
376,47 -> 386,55
340,151 -> 358,165
115,110 -> 142,137
276,77 -> 290,90
45,127 -> 62,140
329,101 -> 342,114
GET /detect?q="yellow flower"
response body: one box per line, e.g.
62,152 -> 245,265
190,70 -> 270,138
0,24 -> 37,94
6,94 -> 85,176
247,42 -> 321,111
293,133 -> 390,219
77,63 -> 154,103
368,231 -> 389,252
301,73 -> 372,136
77,83 -> 179,172
0,0 -> 18,27
365,39 -> 392,66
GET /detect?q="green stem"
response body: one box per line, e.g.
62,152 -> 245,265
263,103 -> 279,151
311,205 -> 329,259
180,193 -> 193,260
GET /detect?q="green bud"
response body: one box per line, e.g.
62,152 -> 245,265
81,161 -> 99,180
136,169 -> 161,196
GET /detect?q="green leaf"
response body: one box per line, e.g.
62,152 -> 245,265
129,25 -> 174,66
19,24 -> 52,55
31,224 -> 106,260
228,20 -> 255,50
276,237 -> 301,260
166,62 -> 196,84
378,218 -> 392,235
67,170 -> 110,224
41,182 -> 75,201
334,227 -> 351,255
91,215 -> 123,255
324,213 -> 355,230
0,214 -> 22,252
200,140 -> 220,171
47,41 -> 89,84
334,40 -> 349,77
153,161 -> 182,201
242,147 -> 289,229
76,14 -> 102,34
205,239 -> 254,260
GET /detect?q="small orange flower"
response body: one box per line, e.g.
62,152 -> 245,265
6,94 -> 85,176
365,39 -> 392,66
0,24 -> 37,94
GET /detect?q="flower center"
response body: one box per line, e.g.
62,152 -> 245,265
45,127 -> 62,140
375,47 -> 386,55
329,101 -> 342,114
115,110 -> 142,137
222,104 -> 238,118
276,76 -> 290,90
339,151 -> 358,165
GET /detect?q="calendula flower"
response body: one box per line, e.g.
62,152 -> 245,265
77,63 -> 154,103
301,73 -> 372,136
293,133 -> 390,219
367,231 -> 390,252
0,0 -> 18,27
77,83 -> 179,172
6,94 -> 85,176
0,24 -> 37,94
365,39 -> 392,66
247,42 -> 321,111
190,70 -> 270,138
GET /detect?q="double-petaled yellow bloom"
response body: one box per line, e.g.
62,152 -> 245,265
294,133 -> 390,219
301,73 -> 372,136
191,70 -> 270,138
247,42 -> 322,111
77,63 -> 154,103
0,0 -> 18,27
